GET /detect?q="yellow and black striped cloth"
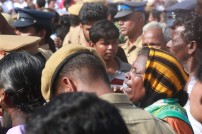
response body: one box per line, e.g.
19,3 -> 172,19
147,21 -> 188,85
143,48 -> 188,98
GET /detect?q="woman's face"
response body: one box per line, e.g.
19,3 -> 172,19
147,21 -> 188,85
124,55 -> 148,103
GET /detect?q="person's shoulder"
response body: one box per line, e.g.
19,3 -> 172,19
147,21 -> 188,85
101,93 -> 176,133
63,33 -> 71,46
119,105 -> 155,120
164,117 -> 193,134
38,48 -> 53,60
116,57 -> 131,71
119,107 -> 176,134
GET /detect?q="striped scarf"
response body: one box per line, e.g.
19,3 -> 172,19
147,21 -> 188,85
140,48 -> 188,107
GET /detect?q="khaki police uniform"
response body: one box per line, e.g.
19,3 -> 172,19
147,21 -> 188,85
114,1 -> 146,64
0,35 -> 52,61
63,26 -> 87,46
12,8 -> 56,53
63,3 -> 88,46
100,93 -> 176,134
121,36 -> 142,65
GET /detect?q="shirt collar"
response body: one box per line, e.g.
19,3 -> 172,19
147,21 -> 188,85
116,57 -> 131,72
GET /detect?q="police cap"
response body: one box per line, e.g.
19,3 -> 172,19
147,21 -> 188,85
114,1 -> 146,19
13,8 -> 55,28
165,0 -> 196,26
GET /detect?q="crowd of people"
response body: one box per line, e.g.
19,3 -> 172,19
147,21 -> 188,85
0,0 -> 202,134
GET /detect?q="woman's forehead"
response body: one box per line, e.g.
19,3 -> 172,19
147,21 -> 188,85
134,55 -> 148,63
132,55 -> 148,68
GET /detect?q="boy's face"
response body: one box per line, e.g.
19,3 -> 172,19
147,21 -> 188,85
92,38 -> 119,61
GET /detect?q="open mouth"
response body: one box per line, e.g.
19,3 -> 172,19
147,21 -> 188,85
119,28 -> 125,32
105,53 -> 114,57
122,82 -> 132,93
123,87 -> 132,92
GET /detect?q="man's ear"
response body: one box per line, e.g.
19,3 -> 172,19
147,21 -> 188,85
89,41 -> 95,47
37,29 -> 47,39
188,41 -> 197,55
61,76 -> 77,93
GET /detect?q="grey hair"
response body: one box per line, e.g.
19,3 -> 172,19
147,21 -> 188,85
143,21 -> 169,43
143,21 -> 166,33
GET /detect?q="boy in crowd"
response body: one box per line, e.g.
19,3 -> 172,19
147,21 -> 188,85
89,20 -> 131,88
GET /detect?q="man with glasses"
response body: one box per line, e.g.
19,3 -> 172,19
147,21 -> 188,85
114,1 -> 146,64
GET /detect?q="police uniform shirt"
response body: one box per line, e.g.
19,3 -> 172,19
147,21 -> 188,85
121,36 -> 142,65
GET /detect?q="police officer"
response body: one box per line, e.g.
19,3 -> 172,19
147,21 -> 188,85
12,8 -> 56,53
165,0 -> 196,27
0,35 -> 50,63
114,1 -> 146,64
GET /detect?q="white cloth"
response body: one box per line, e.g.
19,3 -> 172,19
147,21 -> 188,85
184,76 -> 196,110
186,106 -> 202,134
6,125 -> 24,134
184,76 -> 202,134
2,0 -> 14,13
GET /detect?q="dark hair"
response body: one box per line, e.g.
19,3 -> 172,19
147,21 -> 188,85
25,92 -> 129,134
172,13 -> 202,50
79,2 -> 108,25
53,53 -> 110,95
89,19 -> 119,43
36,0 -> 45,8
196,64 -> 202,82
106,3 -> 117,22
0,52 -> 45,113
64,0 -> 72,8
55,24 -> 69,40
47,0 -> 55,4
69,14 -> 80,26
149,9 -> 161,22
32,24 -> 56,52
59,14 -> 71,28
